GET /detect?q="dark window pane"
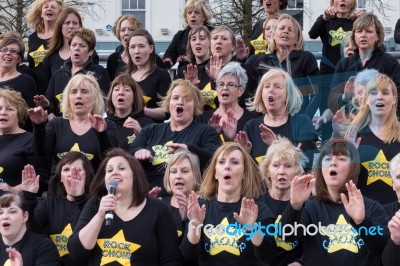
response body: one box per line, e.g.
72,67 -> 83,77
130,0 -> 137,9
121,0 -> 129,9
139,0 -> 145,9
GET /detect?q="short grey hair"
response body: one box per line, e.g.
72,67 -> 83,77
354,69 -> 379,87
216,62 -> 248,88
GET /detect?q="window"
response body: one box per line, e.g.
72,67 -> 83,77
121,0 -> 146,28
285,0 -> 304,27
357,0 -> 366,9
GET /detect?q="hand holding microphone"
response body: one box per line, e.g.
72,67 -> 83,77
105,179 -> 119,226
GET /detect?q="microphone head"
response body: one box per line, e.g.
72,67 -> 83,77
107,179 -> 119,193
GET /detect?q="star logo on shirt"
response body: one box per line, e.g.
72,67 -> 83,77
127,133 -> 137,144
177,230 -> 182,237
143,95 -> 151,104
50,223 -> 73,257
249,33 -> 267,55
97,229 -> 141,265
255,156 -> 264,163
321,214 -> 359,253
57,143 -> 94,160
274,215 -> 297,251
361,150 -> 392,186
151,141 -> 172,165
29,44 -> 47,67
200,83 -> 217,109
0,167 -> 3,174
329,27 -> 349,47
205,217 -> 242,256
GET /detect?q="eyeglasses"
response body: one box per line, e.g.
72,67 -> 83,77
0,47 -> 20,55
216,82 -> 240,90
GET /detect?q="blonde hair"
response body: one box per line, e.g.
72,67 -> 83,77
0,88 -> 28,127
268,13 -> 304,53
159,79 -> 204,115
200,142 -> 266,200
61,74 -> 105,119
183,0 -> 213,26
163,149 -> 202,193
352,13 -> 385,49
27,0 -> 66,33
350,73 -> 400,143
259,137 -> 307,189
247,68 -> 302,115
112,15 -> 142,41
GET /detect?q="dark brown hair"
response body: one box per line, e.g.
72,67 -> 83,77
89,148 -> 148,207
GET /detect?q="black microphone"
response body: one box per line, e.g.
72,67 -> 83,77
105,179 -> 118,226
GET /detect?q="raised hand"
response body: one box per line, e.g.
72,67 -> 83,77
221,109 -> 237,140
315,109 -> 334,130
233,197 -> 258,226
208,112 -> 223,133
166,142 -> 188,154
33,95 -> 49,108
332,108 -> 350,137
89,114 -> 107,132
206,55 -> 222,81
98,193 -> 119,218
260,124 -> 277,146
21,164 -> 40,194
187,191 -> 206,227
234,131 -> 252,153
343,76 -> 355,102
6,247 -> 23,266
123,117 -> 142,133
69,167 -> 85,197
183,64 -> 200,85
176,191 -> 189,220
28,106 -> 48,125
323,6 -> 336,20
345,125 -> 361,149
350,10 -> 365,20
148,186 -> 162,198
388,210 -> 400,245
134,148 -> 154,161
235,37 -> 249,61
290,174 -> 315,210
341,180 -> 365,224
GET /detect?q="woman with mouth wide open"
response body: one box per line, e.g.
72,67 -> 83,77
256,137 -> 307,265
196,61 -> 260,141
277,138 -> 388,266
247,13 -> 320,119
236,68 -> 318,169
129,79 -> 221,197
67,148 -> 181,265
43,28 -> 110,118
26,0 -> 66,94
181,142 -> 278,265
125,29 -> 172,122
346,73 -> 400,205
0,193 -> 61,265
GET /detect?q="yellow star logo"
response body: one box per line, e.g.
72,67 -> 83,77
55,93 -> 63,112
50,223 -> 72,257
143,96 -> 151,104
97,229 -> 141,265
29,44 -> 47,67
329,27 -> 349,47
200,83 -> 217,109
151,141 -> 172,166
361,150 -> 392,186
274,215 -> 297,251
205,217 -> 242,256
249,33 -> 267,55
321,214 -> 358,253
255,156 -> 264,163
0,167 -> 3,174
57,143 -> 94,160
4,259 -> 10,266
127,133 -> 137,144
177,230 -> 182,237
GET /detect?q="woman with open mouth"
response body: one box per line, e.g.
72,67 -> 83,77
27,0 -> 66,94
43,28 -> 110,118
163,0 -> 213,71
329,13 -> 400,116
256,137 -> 307,265
105,74 -> 154,150
162,149 -> 201,266
0,193 -> 61,265
21,151 -> 94,266
181,142 -> 277,265
196,62 -> 260,141
247,13 -> 320,119
237,68 -> 318,168
29,73 -> 117,175
277,138 -> 388,266
346,73 -> 400,205
129,79 -> 221,197
125,29 -> 172,122
68,148 -> 181,265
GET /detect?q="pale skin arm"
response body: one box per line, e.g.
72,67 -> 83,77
28,106 -> 48,125
78,194 -> 119,249
6,247 -> 23,266
388,211 -> 400,245
206,55 -> 223,81
221,109 -> 238,141
208,113 -> 223,134
33,95 -> 49,108
21,164 -> 40,194
183,64 -> 200,86
187,191 -> 206,244
290,174 -> 316,210
123,117 -> 142,134
144,107 -> 166,121
234,131 -> 252,154
259,124 -> 277,146
89,114 -> 107,132
134,149 -> 154,161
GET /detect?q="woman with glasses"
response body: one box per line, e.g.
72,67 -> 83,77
196,62 -> 260,141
